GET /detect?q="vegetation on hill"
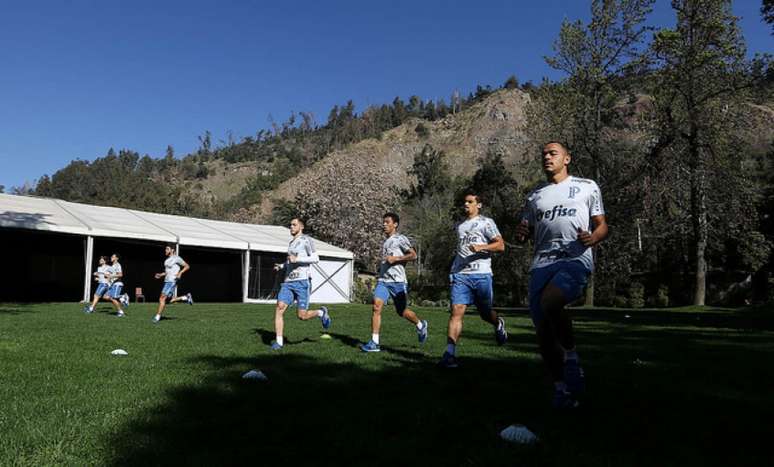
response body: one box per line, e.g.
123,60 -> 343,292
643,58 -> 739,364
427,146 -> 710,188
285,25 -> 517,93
16,0 -> 774,307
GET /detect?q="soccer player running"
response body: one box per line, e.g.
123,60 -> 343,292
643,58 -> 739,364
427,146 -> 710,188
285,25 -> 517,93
515,142 -> 608,409
360,212 -> 428,352
271,217 -> 331,350
84,256 -> 112,313
107,253 -> 128,317
152,245 -> 193,323
438,192 -> 507,368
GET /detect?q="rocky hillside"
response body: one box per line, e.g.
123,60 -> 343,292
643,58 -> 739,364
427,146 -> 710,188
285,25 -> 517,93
241,88 -> 533,222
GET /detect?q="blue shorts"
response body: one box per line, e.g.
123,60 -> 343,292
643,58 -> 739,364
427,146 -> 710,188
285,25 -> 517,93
450,273 -> 493,314
529,260 -> 590,325
278,280 -> 311,310
161,281 -> 177,298
374,281 -> 408,315
94,283 -> 109,298
108,283 -> 123,299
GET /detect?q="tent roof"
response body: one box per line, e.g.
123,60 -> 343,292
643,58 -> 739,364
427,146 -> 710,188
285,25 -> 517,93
0,193 -> 353,259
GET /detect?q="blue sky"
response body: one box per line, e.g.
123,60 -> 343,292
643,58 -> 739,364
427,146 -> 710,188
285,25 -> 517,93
0,0 -> 770,190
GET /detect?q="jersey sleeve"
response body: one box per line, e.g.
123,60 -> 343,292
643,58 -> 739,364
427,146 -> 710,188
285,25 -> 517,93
588,182 -> 605,216
484,218 -> 501,240
398,235 -> 413,253
296,237 -> 319,264
176,256 -> 186,267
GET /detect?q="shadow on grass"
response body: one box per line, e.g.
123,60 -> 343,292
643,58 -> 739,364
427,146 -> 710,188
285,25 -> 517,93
252,328 -> 318,347
102,311 -> 774,467
0,305 -> 32,315
573,307 -> 774,331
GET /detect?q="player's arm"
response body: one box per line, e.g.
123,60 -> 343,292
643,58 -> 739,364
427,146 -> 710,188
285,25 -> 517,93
470,235 -> 505,253
386,248 -> 417,264
177,261 -> 190,279
292,240 -> 319,264
577,215 -> 608,247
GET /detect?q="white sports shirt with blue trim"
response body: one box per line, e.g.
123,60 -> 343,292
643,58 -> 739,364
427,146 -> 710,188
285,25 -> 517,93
164,255 -> 186,282
283,234 -> 319,283
450,215 -> 501,275
96,265 -> 111,284
523,176 -> 605,272
109,262 -> 124,286
378,234 -> 413,283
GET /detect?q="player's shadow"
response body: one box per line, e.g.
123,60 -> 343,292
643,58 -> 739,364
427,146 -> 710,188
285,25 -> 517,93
101,310 -> 774,467
252,328 -> 316,346
101,352 -> 551,466
326,332 -> 427,360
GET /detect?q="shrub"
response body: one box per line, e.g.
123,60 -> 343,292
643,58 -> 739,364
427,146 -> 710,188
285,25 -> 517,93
628,282 -> 645,308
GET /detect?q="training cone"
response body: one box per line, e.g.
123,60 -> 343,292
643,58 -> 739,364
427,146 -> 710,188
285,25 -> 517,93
242,369 -> 268,381
499,424 -> 538,444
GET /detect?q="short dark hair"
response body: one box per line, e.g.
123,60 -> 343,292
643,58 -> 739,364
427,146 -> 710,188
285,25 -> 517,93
543,141 -> 570,153
112,253 -> 120,260
463,191 -> 482,204
98,255 -> 108,262
383,212 -> 400,226
165,244 -> 176,251
291,217 -> 305,227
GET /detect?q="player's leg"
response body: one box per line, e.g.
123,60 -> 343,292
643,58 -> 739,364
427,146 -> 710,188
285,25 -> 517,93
295,281 -> 330,329
473,275 -> 506,345
439,274 -> 470,367
110,284 -> 125,317
541,262 -> 590,396
361,298 -> 384,352
361,282 -> 389,351
392,283 -> 427,344
273,283 -> 294,349
154,282 -> 175,323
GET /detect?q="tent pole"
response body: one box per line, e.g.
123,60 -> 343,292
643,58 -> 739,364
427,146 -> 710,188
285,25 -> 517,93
83,236 -> 94,302
243,249 -> 250,303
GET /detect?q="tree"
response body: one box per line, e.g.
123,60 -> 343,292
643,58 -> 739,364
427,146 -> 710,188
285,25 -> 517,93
763,0 -> 774,33
503,75 -> 519,89
540,0 -> 655,305
650,0 -> 770,305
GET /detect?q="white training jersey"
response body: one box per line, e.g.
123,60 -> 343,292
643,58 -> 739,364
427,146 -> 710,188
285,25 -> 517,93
284,234 -> 319,283
164,255 -> 186,282
96,265 -> 111,284
378,234 -> 413,283
450,215 -> 501,275
109,262 -> 124,286
523,176 -> 605,272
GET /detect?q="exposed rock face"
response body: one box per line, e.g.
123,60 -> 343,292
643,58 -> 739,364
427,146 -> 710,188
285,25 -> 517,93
253,89 -> 533,222
225,89 -> 534,265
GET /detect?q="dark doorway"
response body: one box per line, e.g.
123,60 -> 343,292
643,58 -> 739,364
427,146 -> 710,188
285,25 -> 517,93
176,245 -> 243,302
0,229 -> 85,302
247,251 -> 287,300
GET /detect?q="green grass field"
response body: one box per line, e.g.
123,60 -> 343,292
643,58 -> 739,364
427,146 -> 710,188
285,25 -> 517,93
1,302 -> 772,466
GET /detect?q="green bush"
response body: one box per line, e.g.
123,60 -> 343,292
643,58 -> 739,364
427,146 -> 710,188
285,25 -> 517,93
353,277 -> 374,304
628,282 -> 645,308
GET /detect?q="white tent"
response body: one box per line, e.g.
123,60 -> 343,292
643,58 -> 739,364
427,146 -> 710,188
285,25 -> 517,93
0,193 -> 354,304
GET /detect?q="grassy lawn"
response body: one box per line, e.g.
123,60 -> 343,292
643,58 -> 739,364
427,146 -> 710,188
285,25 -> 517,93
0,302 -> 772,466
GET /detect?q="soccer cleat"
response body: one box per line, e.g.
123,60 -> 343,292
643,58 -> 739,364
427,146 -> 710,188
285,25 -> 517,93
360,340 -> 381,352
152,315 -> 160,324
552,388 -> 579,409
121,293 -> 130,307
437,351 -> 459,368
495,316 -> 508,345
186,293 -> 194,305
563,359 -> 585,395
83,305 -> 93,314
320,306 -> 331,330
417,320 -> 429,344
270,341 -> 283,350
116,311 -> 125,318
